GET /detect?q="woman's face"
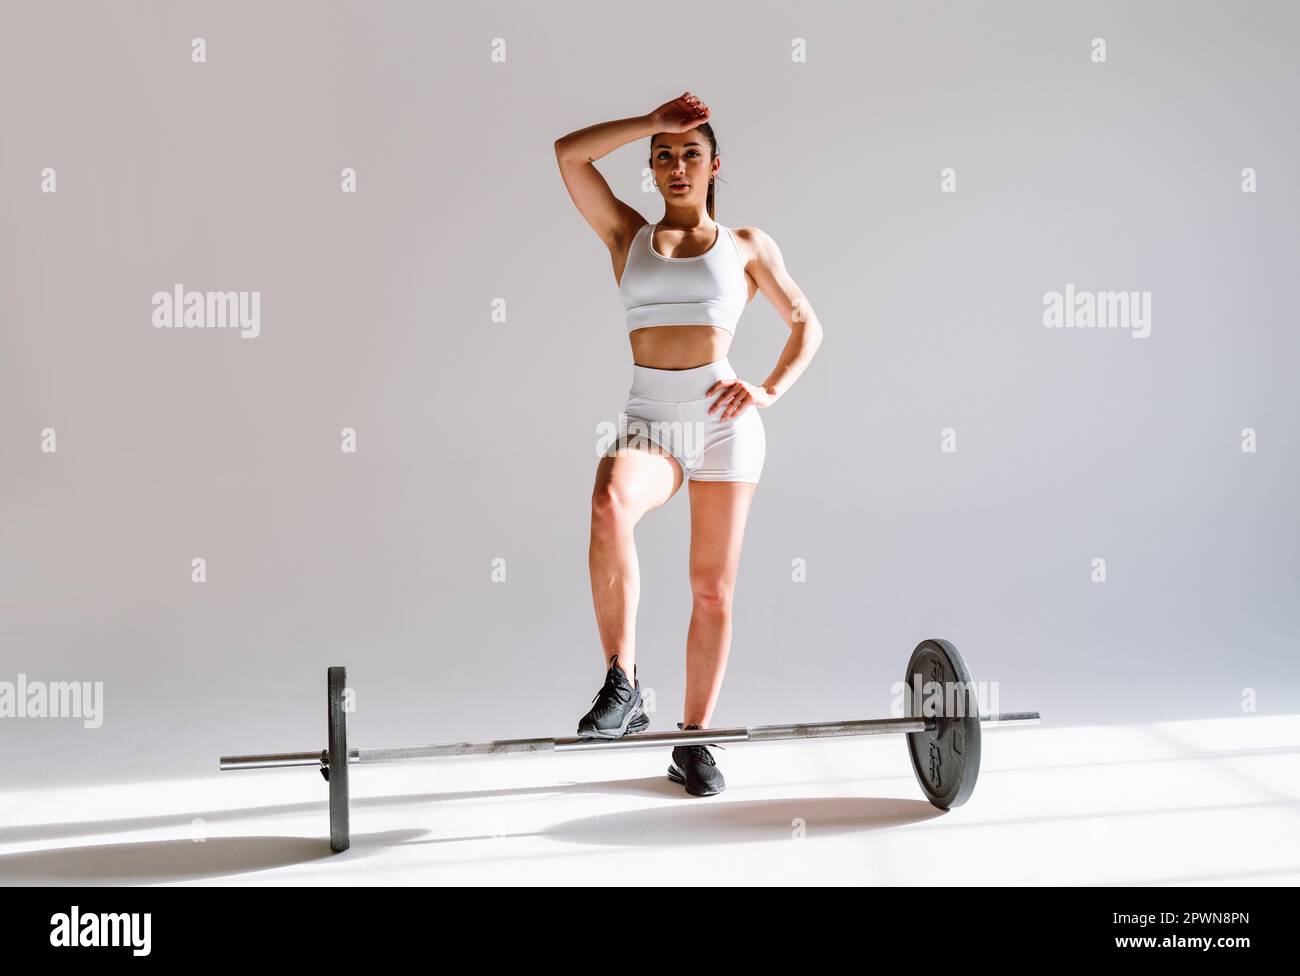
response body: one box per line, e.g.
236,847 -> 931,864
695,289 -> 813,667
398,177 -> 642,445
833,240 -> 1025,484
651,130 -> 718,202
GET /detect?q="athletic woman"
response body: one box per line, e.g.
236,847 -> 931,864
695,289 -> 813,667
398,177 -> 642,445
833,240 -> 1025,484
553,92 -> 824,795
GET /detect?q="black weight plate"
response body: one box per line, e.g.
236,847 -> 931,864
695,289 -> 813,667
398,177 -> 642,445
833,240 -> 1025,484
328,666 -> 350,852
903,638 -> 981,809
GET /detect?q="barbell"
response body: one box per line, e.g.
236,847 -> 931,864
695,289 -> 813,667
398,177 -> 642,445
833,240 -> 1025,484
219,638 -> 1040,852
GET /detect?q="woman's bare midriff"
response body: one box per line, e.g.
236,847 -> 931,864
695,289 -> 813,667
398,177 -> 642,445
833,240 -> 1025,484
615,221 -> 754,369
630,324 -> 732,370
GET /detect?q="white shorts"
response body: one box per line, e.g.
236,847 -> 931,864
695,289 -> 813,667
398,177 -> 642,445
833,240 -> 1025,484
605,357 -> 766,484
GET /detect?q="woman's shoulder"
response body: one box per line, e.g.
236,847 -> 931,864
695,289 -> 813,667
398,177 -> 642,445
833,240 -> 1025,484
728,224 -> 773,243
726,225 -> 778,266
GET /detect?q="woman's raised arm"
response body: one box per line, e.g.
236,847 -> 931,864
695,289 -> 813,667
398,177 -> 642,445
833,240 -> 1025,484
553,94 -> 710,249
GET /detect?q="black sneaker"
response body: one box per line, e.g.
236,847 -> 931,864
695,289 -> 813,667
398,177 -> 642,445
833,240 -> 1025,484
667,722 -> 725,796
577,656 -> 649,738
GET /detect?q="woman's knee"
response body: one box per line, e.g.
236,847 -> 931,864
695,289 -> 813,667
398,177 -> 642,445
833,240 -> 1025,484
591,475 -> 652,532
591,480 -> 630,523
689,575 -> 735,611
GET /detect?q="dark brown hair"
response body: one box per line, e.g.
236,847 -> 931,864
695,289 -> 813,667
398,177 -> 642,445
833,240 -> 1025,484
650,122 -> 720,219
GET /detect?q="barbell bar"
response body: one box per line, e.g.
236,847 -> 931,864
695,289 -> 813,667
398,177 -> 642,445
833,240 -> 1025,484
218,638 -> 1041,853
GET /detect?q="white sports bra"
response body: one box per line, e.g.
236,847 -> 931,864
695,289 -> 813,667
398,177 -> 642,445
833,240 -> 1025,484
619,221 -> 748,335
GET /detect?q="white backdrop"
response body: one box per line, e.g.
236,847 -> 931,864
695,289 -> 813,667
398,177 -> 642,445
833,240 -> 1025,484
1,0 -> 1296,788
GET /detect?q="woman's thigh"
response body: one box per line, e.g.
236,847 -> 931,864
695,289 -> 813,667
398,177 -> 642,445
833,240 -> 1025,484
595,397 -> 688,515
686,479 -> 758,591
593,440 -> 685,517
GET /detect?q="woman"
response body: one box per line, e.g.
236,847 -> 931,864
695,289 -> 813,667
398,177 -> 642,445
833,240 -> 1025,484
554,92 -> 823,796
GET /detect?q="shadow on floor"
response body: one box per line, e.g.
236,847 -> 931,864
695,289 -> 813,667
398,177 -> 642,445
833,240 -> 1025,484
399,787 -> 943,848
0,831 -> 423,885
0,778 -> 939,882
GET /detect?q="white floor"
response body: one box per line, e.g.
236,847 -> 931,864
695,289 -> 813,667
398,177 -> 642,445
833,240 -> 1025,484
2,715 -> 1298,886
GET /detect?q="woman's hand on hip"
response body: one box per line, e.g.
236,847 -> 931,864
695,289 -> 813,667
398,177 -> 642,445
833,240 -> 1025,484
705,378 -> 774,420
